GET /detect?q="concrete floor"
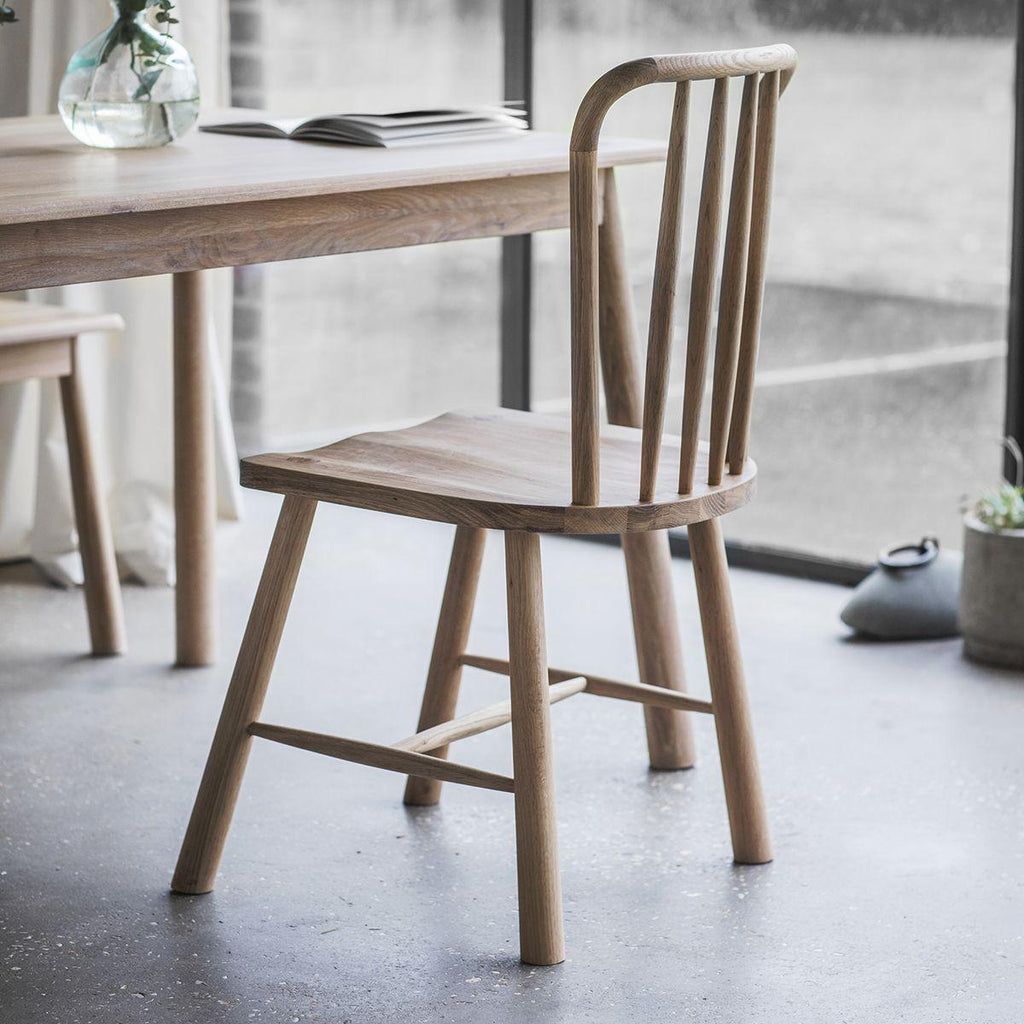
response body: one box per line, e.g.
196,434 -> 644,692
1,492 -> 1023,1022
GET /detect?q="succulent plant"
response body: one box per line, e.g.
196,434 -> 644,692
973,438 -> 1024,532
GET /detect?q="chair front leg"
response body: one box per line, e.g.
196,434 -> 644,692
172,494 -> 317,894
688,518 -> 772,865
505,531 -> 565,966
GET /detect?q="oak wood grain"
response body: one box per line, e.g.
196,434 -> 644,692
571,44 -> 797,152
689,517 -> 772,864
678,76 -> 729,494
707,73 -> 759,487
395,677 -> 585,755
173,272 -> 216,667
639,82 -> 690,503
0,338 -> 71,385
248,722 -> 515,794
0,174 -> 599,293
727,70 -> 780,476
596,170 -> 697,770
505,531 -> 565,966
172,495 -> 316,894
60,340 -> 126,656
459,654 -> 713,715
0,117 -> 664,226
569,148 -> 601,505
241,409 -> 756,536
0,300 -> 123,345
403,526 -> 486,806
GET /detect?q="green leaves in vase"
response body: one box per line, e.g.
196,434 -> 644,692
101,1 -> 180,102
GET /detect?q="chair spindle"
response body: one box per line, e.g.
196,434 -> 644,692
707,73 -> 760,487
570,149 -> 601,506
727,70 -> 780,476
639,81 -> 691,503
678,76 -> 729,495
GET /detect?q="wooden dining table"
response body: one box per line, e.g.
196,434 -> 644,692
0,113 -> 670,668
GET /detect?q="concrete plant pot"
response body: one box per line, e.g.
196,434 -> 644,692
960,515 -> 1024,669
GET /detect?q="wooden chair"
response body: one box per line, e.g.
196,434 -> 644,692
0,300 -> 126,656
172,44 -> 798,965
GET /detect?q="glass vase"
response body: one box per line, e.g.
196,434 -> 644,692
58,1 -> 200,149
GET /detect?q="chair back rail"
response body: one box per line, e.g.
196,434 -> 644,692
568,43 -> 796,506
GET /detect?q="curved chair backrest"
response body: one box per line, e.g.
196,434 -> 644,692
568,44 -> 798,505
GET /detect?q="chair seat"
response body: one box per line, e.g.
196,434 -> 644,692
241,409 -> 756,534
0,300 -> 123,347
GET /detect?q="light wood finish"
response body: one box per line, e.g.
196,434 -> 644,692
0,174 -> 604,293
0,121 -> 665,667
621,532 -> 700,765
171,495 -> 316,894
242,409 -> 756,535
571,45 -> 797,152
60,341 -> 126,656
583,673 -> 712,714
569,43 -> 795,503
460,654 -> 713,715
249,722 -> 515,794
0,300 -> 123,345
570,148 -> 601,505
0,338 -> 72,386
505,531 -> 565,966
0,119 -> 663,226
727,71 -> 780,476
173,49 -> 794,965
568,43 -> 794,502
707,74 -> 759,487
403,525 -> 486,806
395,677 -> 585,755
688,518 -> 772,864
173,272 -> 216,667
639,82 -> 690,502
596,171 -> 697,770
461,652 -> 565,677
596,171 -> 643,425
0,301 -> 125,656
678,77 -> 729,495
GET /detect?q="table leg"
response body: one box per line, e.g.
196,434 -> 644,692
173,271 -> 217,667
597,169 -> 696,769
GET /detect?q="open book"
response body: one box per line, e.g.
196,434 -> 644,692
201,106 -> 528,148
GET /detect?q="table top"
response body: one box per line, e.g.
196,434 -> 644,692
0,114 -> 666,227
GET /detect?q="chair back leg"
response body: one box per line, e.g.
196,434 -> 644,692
505,531 -> 565,966
172,494 -> 317,894
59,341 -> 125,656
404,525 -> 486,806
688,518 -> 772,864
622,532 -> 697,769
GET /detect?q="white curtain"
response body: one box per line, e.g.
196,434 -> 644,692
0,0 -> 240,586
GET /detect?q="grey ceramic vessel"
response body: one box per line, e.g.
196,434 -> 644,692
841,537 -> 961,640
960,515 -> 1024,669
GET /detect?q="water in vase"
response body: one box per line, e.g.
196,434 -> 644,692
59,98 -> 200,149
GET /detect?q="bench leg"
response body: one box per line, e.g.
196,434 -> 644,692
59,340 -> 125,656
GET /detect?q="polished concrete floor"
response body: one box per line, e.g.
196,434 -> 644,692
1,493 -> 1023,1023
